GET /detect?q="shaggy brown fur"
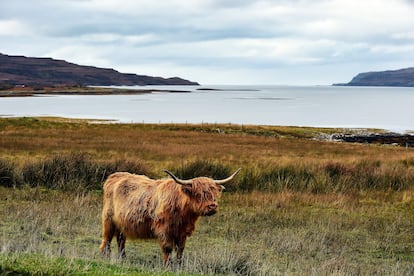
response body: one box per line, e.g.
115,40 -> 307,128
99,172 -> 228,263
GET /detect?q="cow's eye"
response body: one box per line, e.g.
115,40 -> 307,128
204,192 -> 213,201
194,193 -> 202,201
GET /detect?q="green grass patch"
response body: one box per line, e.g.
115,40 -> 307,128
0,253 -> 178,275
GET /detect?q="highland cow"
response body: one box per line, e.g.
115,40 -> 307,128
99,168 -> 241,264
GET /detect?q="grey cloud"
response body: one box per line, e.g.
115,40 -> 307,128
2,0 -> 414,84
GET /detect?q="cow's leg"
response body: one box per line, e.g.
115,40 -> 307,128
159,239 -> 174,265
116,232 -> 126,259
155,225 -> 174,265
100,217 -> 116,258
162,245 -> 173,265
175,235 -> 187,262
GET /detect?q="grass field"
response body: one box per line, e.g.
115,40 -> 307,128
1,117 -> 414,275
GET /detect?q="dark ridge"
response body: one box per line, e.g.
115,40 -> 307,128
334,67 -> 414,87
0,53 -> 199,87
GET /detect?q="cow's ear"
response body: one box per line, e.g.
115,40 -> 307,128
181,184 -> 193,194
219,185 -> 225,191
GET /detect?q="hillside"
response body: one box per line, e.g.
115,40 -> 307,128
0,53 -> 198,87
334,67 -> 414,87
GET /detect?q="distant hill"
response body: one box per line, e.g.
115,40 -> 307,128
0,53 -> 198,87
334,67 -> 414,87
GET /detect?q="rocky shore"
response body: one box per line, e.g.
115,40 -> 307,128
318,131 -> 414,147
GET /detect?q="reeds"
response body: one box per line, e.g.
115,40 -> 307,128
0,159 -> 19,187
175,159 -> 414,193
1,154 -> 414,192
173,159 -> 232,180
0,153 -> 149,191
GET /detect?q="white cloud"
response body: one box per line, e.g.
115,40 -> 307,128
392,32 -> 414,40
0,19 -> 33,36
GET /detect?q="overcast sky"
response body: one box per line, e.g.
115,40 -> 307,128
1,0 -> 414,85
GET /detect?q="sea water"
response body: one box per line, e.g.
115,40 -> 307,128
1,85 -> 414,132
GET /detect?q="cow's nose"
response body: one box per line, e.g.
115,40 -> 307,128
208,203 -> 218,210
205,203 -> 218,216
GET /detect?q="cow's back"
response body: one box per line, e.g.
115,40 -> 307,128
103,172 -> 152,197
103,172 -> 158,239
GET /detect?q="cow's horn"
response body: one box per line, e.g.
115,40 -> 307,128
164,170 -> 192,185
214,168 -> 241,185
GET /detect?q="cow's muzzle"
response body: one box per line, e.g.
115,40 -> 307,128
205,203 -> 218,216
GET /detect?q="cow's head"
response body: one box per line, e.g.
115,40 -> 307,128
164,168 -> 241,216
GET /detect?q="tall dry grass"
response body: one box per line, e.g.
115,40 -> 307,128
0,118 -> 411,167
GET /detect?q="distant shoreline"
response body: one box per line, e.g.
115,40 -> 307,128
0,86 -> 192,97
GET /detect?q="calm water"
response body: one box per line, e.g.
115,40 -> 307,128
1,85 -> 414,132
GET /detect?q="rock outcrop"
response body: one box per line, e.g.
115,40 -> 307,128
334,67 -> 414,87
330,133 -> 414,147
